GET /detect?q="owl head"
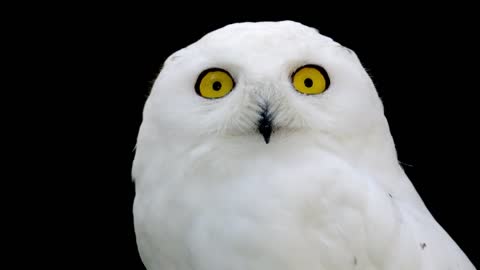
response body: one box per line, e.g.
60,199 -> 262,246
136,21 -> 392,159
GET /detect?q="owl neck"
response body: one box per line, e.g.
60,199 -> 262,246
334,119 -> 426,207
134,118 -> 425,207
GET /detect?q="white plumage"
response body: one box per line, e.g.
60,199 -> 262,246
132,21 -> 475,270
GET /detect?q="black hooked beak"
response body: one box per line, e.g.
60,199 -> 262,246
257,104 -> 273,144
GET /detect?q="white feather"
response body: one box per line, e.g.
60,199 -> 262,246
132,21 -> 475,270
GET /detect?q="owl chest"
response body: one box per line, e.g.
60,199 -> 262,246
135,163 -> 382,270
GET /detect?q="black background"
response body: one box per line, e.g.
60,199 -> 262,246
22,5 -> 478,269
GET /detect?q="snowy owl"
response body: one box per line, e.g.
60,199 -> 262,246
132,21 -> 475,270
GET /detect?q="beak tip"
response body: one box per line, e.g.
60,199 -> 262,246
259,125 -> 272,144
257,103 -> 273,145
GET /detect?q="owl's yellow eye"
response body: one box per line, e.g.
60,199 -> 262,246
292,65 -> 330,95
195,68 -> 235,99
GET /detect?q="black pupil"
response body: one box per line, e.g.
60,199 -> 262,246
212,81 -> 222,91
304,78 -> 313,88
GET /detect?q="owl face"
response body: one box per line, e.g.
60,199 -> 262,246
143,21 -> 385,145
